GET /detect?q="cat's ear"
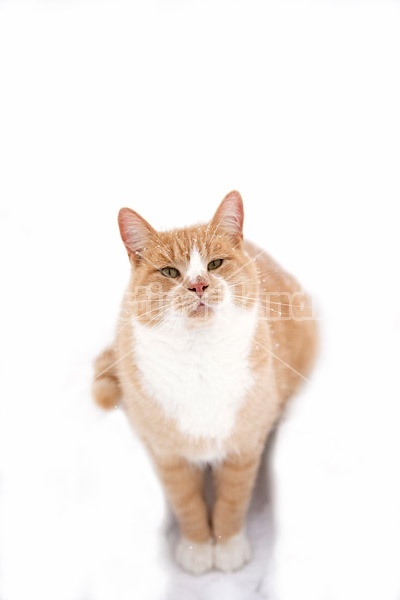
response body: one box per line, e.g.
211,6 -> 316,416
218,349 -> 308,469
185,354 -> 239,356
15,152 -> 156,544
211,191 -> 244,241
118,207 -> 156,260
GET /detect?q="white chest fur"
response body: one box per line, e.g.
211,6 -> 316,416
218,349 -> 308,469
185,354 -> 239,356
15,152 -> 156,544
132,307 -> 258,442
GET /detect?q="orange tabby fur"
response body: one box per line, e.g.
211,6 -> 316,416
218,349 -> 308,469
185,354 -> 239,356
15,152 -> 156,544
93,191 -> 317,573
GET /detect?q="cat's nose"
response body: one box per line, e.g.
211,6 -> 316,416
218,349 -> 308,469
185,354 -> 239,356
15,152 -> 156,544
188,282 -> 209,297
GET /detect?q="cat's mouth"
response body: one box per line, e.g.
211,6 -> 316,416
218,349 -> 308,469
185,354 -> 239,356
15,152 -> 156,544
194,301 -> 207,311
189,300 -> 212,318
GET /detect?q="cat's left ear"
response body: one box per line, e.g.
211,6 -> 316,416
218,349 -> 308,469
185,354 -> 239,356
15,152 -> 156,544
210,190 -> 244,242
118,207 -> 157,261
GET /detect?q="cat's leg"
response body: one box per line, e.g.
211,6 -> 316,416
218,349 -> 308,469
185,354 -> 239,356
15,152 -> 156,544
92,346 -> 121,409
154,455 -> 213,574
212,452 -> 261,572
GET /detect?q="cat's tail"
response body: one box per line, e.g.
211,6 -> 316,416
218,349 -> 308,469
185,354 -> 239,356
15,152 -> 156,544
92,346 -> 121,410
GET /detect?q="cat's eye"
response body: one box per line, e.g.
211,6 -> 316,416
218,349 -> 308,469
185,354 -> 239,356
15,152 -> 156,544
207,259 -> 223,271
161,266 -> 180,278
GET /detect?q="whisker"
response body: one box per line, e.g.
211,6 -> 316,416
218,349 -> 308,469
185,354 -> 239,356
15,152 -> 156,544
224,249 -> 269,281
226,279 -> 257,288
133,251 -> 161,272
120,302 -> 173,331
92,347 -> 134,382
256,341 -> 312,384
153,236 -> 174,262
228,292 -> 313,310
133,250 -> 181,279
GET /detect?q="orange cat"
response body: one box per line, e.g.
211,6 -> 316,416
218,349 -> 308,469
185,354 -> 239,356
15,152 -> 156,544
93,191 -> 317,574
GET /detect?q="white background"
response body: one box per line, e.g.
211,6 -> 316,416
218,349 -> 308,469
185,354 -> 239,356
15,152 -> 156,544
1,1 -> 400,599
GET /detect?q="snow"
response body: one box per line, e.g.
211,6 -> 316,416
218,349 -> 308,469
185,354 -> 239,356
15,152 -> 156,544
1,1 -> 400,599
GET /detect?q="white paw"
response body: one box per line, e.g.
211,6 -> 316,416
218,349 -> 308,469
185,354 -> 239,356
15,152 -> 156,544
176,537 -> 214,575
214,530 -> 251,572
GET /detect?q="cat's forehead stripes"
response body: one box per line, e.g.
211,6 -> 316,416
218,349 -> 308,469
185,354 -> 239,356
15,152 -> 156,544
186,247 -> 207,281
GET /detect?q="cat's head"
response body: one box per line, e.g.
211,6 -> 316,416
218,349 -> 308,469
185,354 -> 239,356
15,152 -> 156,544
118,191 -> 259,326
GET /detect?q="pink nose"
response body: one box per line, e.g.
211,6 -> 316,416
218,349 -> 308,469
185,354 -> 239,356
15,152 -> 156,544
188,282 -> 209,297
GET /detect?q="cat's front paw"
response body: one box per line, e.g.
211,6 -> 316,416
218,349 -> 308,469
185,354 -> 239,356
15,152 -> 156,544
176,537 -> 214,575
214,530 -> 251,572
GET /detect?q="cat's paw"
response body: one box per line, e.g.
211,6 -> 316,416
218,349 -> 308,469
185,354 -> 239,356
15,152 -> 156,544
176,537 -> 214,575
214,530 -> 251,572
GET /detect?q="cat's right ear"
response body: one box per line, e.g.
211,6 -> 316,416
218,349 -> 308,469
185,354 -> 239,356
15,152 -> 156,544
118,208 -> 156,262
210,190 -> 244,243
